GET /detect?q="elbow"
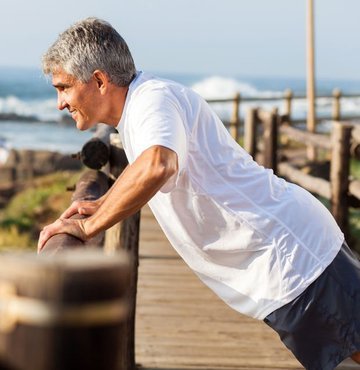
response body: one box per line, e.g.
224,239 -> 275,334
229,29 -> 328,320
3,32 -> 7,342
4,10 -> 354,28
153,160 -> 177,183
146,146 -> 179,185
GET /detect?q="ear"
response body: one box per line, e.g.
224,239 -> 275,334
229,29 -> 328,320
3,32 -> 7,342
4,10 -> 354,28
92,70 -> 109,95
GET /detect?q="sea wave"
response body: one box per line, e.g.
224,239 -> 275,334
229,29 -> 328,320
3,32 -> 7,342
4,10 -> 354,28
0,75 -> 360,124
191,76 -> 283,99
0,96 -> 62,123
191,76 -> 360,121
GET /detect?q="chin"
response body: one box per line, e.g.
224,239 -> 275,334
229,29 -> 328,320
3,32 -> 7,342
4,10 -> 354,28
76,121 -> 96,131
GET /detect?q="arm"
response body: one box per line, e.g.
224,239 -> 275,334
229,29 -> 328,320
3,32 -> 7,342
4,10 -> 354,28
37,145 -> 178,252
60,165 -> 131,219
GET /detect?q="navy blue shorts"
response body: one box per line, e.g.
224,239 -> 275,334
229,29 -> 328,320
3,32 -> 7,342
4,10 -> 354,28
264,242 -> 360,370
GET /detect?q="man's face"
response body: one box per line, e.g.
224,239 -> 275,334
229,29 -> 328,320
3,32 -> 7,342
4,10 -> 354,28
52,69 -> 101,131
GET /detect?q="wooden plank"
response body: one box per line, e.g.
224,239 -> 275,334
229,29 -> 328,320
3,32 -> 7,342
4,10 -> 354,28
40,170 -> 109,254
279,125 -> 332,150
135,205 -> 303,369
136,206 -> 357,369
278,162 -> 331,199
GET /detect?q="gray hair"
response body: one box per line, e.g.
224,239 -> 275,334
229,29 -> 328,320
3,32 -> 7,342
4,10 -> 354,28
42,17 -> 136,87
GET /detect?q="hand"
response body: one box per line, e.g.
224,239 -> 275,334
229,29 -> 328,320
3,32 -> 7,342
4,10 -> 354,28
37,218 -> 87,253
60,199 -> 101,219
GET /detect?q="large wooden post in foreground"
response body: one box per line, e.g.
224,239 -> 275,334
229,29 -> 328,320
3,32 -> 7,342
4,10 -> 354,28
0,250 -> 130,370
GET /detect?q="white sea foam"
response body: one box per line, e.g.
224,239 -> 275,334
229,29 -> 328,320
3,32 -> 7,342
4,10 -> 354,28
191,76 -> 282,99
191,76 -> 360,121
192,76 -> 287,120
0,75 -> 359,126
0,96 -> 60,122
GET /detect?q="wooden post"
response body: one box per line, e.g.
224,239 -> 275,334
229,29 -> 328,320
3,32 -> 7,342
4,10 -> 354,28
118,211 -> 140,370
330,122 -> 353,237
17,150 -> 34,182
244,108 -> 258,159
332,88 -> 342,121
284,89 -> 293,124
306,0 -> 317,161
263,108 -> 278,174
230,93 -> 241,142
106,134 -> 140,370
79,124 -> 118,170
0,250 -> 130,370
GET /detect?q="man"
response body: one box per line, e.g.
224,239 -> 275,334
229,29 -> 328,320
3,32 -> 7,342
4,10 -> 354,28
39,18 -> 360,369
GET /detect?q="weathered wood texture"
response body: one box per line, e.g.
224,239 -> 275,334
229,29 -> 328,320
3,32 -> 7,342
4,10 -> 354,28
118,211 -> 140,370
278,162 -> 331,199
244,108 -> 258,159
230,93 -> 240,142
135,205 -> 358,370
0,250 -> 130,370
330,123 -> 353,236
80,124 -> 118,170
263,109 -> 278,174
136,206 -> 299,370
279,125 -> 332,150
106,135 -> 140,370
41,170 -> 109,254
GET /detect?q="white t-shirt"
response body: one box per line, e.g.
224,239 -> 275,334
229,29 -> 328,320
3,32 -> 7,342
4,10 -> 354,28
117,72 -> 344,319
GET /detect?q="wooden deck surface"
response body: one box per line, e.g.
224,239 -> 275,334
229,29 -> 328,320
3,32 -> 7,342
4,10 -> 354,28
135,205 -> 358,370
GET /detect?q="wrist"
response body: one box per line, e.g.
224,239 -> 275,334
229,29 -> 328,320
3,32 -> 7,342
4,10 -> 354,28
80,217 -> 95,240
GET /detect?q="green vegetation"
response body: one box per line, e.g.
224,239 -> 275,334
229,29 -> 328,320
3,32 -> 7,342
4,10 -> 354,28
351,158 -> 360,180
0,171 -> 82,251
349,208 -> 360,251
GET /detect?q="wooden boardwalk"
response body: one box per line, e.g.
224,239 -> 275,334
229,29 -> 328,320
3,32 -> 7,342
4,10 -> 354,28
135,206 -> 357,370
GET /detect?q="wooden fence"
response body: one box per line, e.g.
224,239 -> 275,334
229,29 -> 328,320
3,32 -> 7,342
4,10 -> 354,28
0,125 -> 137,370
33,126 -> 140,370
242,108 -> 360,241
210,90 -> 360,142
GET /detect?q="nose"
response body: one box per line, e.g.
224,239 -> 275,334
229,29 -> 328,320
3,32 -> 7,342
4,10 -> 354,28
57,92 -> 69,111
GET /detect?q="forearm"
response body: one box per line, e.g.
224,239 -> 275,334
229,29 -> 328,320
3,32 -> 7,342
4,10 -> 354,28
83,146 -> 177,238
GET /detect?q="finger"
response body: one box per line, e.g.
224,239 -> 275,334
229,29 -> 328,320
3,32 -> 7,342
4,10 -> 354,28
37,230 -> 47,253
79,206 -> 96,215
60,203 -> 80,219
37,222 -> 60,253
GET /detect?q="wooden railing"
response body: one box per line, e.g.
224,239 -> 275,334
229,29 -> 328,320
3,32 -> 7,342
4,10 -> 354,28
207,90 -> 360,142
0,125 -> 138,370
243,108 -> 360,241
37,125 -> 139,370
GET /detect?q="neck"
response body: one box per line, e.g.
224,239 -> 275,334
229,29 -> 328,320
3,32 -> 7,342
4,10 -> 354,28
103,85 -> 129,127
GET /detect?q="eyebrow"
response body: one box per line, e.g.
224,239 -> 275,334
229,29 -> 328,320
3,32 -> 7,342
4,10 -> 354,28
52,82 -> 71,88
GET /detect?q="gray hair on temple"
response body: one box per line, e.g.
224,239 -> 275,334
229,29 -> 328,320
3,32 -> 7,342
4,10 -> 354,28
42,17 -> 136,87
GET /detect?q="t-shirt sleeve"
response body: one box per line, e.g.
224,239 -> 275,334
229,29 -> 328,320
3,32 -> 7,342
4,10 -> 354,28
130,88 -> 188,192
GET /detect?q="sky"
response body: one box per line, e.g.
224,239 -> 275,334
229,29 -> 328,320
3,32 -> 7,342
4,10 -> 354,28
1,0 -> 360,80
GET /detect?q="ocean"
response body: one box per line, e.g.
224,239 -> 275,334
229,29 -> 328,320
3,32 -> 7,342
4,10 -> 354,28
1,67 -> 360,156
